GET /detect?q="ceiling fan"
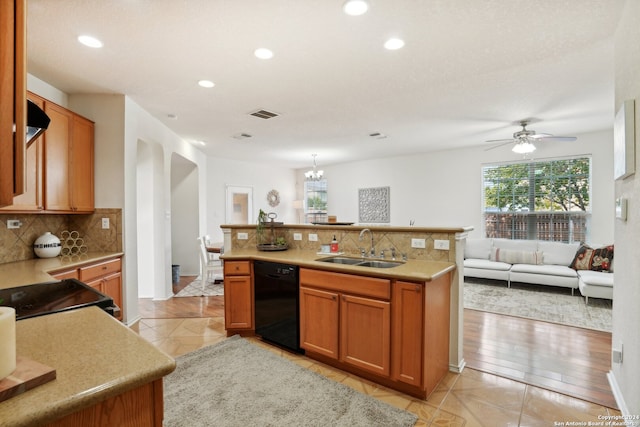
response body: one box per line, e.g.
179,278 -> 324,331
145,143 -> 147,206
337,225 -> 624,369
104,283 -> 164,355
485,120 -> 577,154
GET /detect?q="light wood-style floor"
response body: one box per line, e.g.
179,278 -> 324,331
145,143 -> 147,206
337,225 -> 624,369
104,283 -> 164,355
135,276 -> 619,426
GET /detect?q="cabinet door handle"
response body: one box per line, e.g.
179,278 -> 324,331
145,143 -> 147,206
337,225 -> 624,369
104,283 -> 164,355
332,295 -> 337,301
415,285 -> 421,292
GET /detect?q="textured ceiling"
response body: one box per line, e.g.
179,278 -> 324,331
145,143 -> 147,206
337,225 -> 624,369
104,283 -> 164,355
26,0 -> 625,168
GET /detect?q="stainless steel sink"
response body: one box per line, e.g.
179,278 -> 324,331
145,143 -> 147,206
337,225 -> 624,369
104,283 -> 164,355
316,256 -> 363,265
356,260 -> 403,268
316,257 -> 403,268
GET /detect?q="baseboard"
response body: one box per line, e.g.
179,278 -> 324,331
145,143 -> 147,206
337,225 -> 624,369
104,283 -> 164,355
607,371 -> 629,415
450,358 -> 466,374
125,314 -> 142,328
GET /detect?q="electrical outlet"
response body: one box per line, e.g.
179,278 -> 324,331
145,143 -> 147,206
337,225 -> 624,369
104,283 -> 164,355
434,239 -> 450,250
613,343 -> 623,364
308,233 -> 318,242
101,218 -> 110,229
411,238 -> 425,248
293,233 -> 302,241
7,219 -> 21,229
237,232 -> 248,240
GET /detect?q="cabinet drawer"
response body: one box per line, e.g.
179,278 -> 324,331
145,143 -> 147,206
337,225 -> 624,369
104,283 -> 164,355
300,268 -> 390,300
224,261 -> 251,276
79,258 -> 122,282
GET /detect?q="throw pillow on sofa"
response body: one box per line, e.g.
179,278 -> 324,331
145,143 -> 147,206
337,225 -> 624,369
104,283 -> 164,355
490,248 -> 543,265
569,244 -> 614,272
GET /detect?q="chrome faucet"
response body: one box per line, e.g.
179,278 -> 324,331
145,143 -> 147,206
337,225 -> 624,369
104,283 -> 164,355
359,229 -> 375,257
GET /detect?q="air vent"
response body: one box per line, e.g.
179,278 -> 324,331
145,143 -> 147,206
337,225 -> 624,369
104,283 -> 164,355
369,132 -> 387,139
232,133 -> 253,140
249,109 -> 279,119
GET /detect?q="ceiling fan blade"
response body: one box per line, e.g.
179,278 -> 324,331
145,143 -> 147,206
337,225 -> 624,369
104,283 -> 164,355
484,139 -> 516,151
484,138 -> 515,143
532,135 -> 577,142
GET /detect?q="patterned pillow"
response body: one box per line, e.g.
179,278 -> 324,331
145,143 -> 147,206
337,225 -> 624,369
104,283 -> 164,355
569,244 -> 614,272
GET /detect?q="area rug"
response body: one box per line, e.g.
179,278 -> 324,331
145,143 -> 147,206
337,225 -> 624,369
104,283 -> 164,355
464,278 -> 612,332
174,277 -> 224,297
163,335 -> 418,427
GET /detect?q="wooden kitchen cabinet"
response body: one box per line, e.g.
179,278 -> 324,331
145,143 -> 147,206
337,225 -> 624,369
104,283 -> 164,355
340,293 -> 390,376
50,257 -> 123,321
0,93 -> 45,212
299,268 -> 391,377
391,281 -> 424,387
44,101 -> 94,212
0,0 -> 26,207
223,261 -> 253,332
1,92 -> 95,213
79,258 -> 123,320
299,286 -> 339,359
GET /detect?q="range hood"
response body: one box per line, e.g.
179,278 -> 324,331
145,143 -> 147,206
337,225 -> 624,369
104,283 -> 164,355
26,99 -> 51,148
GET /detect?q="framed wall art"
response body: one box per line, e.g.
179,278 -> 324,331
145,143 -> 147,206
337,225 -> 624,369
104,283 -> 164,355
358,186 -> 390,223
614,99 -> 636,180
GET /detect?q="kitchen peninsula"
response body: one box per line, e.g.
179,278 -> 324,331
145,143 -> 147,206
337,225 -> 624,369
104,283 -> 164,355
220,223 -> 472,399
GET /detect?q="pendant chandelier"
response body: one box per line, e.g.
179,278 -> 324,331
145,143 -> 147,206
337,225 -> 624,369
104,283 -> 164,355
304,154 -> 324,181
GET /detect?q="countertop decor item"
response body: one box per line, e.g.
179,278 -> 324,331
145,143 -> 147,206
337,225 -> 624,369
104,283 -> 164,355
33,232 -> 62,258
256,211 -> 288,251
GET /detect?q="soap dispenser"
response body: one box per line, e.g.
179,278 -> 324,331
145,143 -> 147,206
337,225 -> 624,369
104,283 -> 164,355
330,235 -> 339,253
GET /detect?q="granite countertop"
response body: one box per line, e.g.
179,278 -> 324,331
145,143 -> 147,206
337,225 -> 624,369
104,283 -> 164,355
0,306 -> 175,427
0,252 -> 124,290
221,248 -> 455,282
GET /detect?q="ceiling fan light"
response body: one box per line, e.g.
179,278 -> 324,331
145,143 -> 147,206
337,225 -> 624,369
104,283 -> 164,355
512,141 -> 536,154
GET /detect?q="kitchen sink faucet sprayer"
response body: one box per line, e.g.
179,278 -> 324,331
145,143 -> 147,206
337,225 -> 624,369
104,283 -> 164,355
359,229 -> 375,257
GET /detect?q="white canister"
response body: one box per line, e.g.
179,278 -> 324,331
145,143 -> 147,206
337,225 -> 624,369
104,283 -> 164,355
0,307 -> 16,380
33,232 -> 62,258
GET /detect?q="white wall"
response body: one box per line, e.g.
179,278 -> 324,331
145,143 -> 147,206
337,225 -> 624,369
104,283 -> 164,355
611,0 -> 640,415
301,129 -> 614,244
171,153 -> 199,276
206,157 -> 297,243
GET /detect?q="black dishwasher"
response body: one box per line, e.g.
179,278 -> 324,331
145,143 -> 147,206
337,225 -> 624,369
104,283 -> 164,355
254,260 -> 303,353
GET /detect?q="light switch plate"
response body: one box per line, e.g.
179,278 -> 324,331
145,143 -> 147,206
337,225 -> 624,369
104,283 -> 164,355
293,233 -> 302,241
237,232 -> 248,240
101,218 -> 110,229
411,238 -> 425,248
308,233 -> 318,242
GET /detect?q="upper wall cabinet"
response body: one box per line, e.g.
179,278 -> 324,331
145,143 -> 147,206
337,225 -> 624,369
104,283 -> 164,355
0,0 -> 26,207
43,101 -> 95,212
1,93 -> 95,213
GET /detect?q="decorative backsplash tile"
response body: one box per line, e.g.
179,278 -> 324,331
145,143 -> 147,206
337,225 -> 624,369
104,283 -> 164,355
227,225 -> 456,263
0,208 -> 122,264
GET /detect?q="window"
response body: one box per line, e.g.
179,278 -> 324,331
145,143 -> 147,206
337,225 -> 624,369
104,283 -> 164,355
304,180 -> 327,223
482,157 -> 591,243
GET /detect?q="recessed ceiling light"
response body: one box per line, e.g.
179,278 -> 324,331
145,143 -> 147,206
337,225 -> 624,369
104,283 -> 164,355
77,35 -> 103,48
384,38 -> 405,50
167,114 -> 178,120
254,48 -> 274,59
343,0 -> 369,16
194,140 -> 206,146
198,80 -> 215,88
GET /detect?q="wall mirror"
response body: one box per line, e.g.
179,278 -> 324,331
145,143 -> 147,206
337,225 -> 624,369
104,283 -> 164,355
225,185 -> 253,224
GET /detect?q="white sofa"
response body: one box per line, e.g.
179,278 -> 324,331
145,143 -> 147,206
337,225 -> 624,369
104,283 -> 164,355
464,238 -> 614,303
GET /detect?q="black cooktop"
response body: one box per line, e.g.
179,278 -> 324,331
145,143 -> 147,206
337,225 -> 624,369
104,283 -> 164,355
0,279 -> 115,320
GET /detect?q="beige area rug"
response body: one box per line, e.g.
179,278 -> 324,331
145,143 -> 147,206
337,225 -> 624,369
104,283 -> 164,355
163,335 -> 418,427
175,276 -> 224,297
464,278 -> 612,332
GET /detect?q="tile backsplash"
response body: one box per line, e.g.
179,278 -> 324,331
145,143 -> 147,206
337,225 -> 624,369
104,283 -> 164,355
0,208 -> 122,264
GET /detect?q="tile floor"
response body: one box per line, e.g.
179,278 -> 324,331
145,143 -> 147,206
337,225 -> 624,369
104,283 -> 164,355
132,316 -> 622,426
